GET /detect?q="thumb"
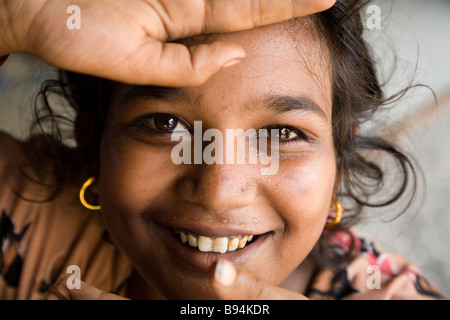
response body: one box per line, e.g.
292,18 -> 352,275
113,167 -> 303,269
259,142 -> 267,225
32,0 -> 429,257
44,277 -> 129,300
210,259 -> 309,300
131,40 -> 245,86
188,41 -> 246,84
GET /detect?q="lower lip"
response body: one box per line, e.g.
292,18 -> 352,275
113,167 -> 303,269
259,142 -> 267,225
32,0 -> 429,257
157,225 -> 271,273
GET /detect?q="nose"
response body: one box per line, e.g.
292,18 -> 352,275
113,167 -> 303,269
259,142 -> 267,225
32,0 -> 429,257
177,163 -> 258,214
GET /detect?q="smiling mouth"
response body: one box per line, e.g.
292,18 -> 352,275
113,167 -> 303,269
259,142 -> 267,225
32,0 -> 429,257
173,228 -> 256,254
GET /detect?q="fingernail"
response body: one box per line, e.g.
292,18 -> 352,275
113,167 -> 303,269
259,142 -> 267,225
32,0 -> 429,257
44,283 -> 71,300
214,259 -> 237,287
222,57 -> 243,69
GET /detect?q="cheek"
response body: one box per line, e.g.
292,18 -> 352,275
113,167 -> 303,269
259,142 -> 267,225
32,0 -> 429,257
97,133 -> 179,246
246,150 -> 336,284
99,138 -> 173,210
284,156 -> 335,221
271,150 -> 336,248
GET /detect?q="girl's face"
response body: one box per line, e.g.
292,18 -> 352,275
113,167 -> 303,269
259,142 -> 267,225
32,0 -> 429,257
99,20 -> 336,299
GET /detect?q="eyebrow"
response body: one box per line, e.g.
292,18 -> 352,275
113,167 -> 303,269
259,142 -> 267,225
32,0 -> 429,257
264,95 -> 329,122
119,86 -> 328,121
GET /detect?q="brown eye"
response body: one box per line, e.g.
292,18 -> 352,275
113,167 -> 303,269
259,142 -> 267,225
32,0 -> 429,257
279,127 -> 295,141
136,113 -> 190,133
153,114 -> 178,131
260,125 -> 310,143
268,127 -> 299,141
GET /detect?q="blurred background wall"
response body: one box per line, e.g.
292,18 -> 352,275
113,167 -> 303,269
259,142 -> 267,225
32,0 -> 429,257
354,0 -> 450,298
0,0 -> 449,297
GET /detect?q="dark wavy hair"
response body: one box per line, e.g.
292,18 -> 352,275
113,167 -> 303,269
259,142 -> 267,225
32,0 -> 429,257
26,0 -> 421,269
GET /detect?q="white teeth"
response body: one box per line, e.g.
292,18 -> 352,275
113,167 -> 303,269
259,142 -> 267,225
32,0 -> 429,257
238,236 -> 248,248
180,232 -> 187,243
198,236 -> 213,252
176,230 -> 255,253
228,237 -> 239,251
187,233 -> 197,247
212,237 -> 228,253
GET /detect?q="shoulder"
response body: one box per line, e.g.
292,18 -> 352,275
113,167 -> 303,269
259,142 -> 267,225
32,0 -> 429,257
0,132 -> 132,299
307,228 -> 446,300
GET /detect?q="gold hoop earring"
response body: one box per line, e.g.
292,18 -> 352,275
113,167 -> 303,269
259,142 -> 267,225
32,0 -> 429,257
79,177 -> 101,210
325,198 -> 342,227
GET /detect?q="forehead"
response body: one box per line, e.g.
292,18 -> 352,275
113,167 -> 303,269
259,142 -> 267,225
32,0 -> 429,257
179,18 -> 332,113
113,18 -> 332,119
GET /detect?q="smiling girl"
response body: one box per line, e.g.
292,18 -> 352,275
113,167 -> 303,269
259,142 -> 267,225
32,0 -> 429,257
0,0 -> 445,300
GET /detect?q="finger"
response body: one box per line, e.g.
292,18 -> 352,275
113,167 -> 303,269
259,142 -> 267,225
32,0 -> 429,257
210,259 -> 309,300
203,0 -> 337,33
44,277 -> 129,300
122,40 -> 245,86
